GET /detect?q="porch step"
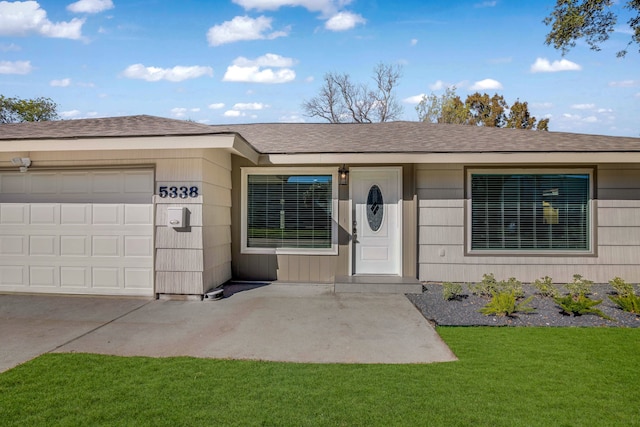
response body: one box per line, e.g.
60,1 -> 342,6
334,276 -> 423,294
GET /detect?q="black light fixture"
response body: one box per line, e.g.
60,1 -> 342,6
338,164 -> 349,185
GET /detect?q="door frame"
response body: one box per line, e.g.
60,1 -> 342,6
348,166 -> 403,276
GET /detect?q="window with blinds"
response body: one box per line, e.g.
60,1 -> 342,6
470,172 -> 591,251
246,173 -> 333,250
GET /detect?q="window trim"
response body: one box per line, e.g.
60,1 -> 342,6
241,167 -> 339,255
465,167 -> 596,256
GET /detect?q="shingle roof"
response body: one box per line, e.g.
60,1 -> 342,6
210,122 -> 640,154
0,115 -> 229,139
2,115 -> 639,154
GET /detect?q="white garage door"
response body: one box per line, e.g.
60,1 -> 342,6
0,169 -> 154,296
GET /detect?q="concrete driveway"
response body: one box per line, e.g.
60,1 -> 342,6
0,284 -> 456,372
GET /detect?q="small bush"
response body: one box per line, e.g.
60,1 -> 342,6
469,274 -> 524,298
442,282 -> 464,301
554,293 -> 612,320
532,276 -> 559,298
469,273 -> 499,296
565,274 -> 593,297
608,277 -> 640,314
479,291 -> 535,317
609,277 -> 635,297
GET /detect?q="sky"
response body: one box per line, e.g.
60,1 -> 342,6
0,0 -> 638,137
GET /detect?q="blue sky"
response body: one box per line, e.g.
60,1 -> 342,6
0,0 -> 638,136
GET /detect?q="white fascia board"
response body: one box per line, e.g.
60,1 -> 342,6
0,134 -> 260,163
261,152 -> 640,165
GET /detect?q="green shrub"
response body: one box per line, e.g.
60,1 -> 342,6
565,274 -> 593,297
554,293 -> 613,320
532,276 -> 559,298
442,282 -> 464,301
479,291 -> 534,317
609,277 -> 635,297
608,277 -> 640,314
469,273 -> 498,296
469,274 -> 524,298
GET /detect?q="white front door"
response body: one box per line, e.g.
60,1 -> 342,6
351,167 -> 402,275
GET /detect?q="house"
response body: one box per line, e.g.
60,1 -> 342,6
1,115 -> 640,297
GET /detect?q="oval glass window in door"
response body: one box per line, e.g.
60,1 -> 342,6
366,184 -> 384,231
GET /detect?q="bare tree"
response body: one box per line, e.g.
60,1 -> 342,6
302,63 -> 403,123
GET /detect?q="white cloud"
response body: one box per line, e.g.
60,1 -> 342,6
0,60 -> 32,74
223,54 -> 296,83
470,78 -> 503,90
0,1 -> 84,39
278,114 -> 306,122
208,103 -> 225,109
224,65 -> 295,83
403,94 -> 425,104
232,102 -> 267,110
60,109 -> 82,119
122,64 -> 213,82
571,103 -> 595,110
207,15 -> 288,46
597,108 -> 613,113
530,57 -> 581,73
532,102 -> 553,109
232,0 -> 342,15
429,80 -> 452,91
475,1 -> 497,7
224,110 -> 243,117
609,80 -> 639,87
50,78 -> 71,87
171,107 -> 188,117
67,0 -> 114,14
583,116 -> 598,123
325,11 -> 365,31
410,38 -> 418,46
233,53 -> 296,67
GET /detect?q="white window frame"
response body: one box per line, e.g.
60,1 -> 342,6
241,167 -> 339,255
466,167 -> 595,255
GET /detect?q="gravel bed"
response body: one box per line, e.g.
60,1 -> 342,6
407,283 -> 640,327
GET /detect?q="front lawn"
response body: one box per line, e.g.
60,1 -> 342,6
1,327 -> 638,426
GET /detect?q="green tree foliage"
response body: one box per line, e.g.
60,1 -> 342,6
302,63 -> 403,123
0,95 -> 59,123
544,0 -> 640,57
416,88 -> 549,131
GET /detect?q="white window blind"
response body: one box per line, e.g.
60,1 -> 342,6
246,174 -> 333,249
471,173 -> 590,251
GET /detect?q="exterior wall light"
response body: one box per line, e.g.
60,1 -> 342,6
338,164 -> 349,185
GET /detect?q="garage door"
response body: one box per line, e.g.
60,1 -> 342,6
0,169 -> 154,296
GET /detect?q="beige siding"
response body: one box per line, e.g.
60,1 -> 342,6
417,164 -> 640,284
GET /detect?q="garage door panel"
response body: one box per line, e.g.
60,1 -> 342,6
0,169 -> 154,296
61,267 -> 88,287
1,235 -> 26,255
31,173 -> 59,194
1,204 -> 28,224
61,204 -> 91,224
0,266 -> 25,285
1,174 -> 26,194
29,235 -> 57,256
92,235 -> 121,257
60,236 -> 89,256
125,204 -> 153,224
30,204 -> 58,224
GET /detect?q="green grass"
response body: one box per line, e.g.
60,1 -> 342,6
1,327 -> 639,426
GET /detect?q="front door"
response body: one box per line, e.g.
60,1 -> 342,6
351,167 -> 402,275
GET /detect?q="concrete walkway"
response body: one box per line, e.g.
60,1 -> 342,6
0,284 -> 457,372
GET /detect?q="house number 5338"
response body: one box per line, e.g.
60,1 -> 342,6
158,186 -> 199,198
